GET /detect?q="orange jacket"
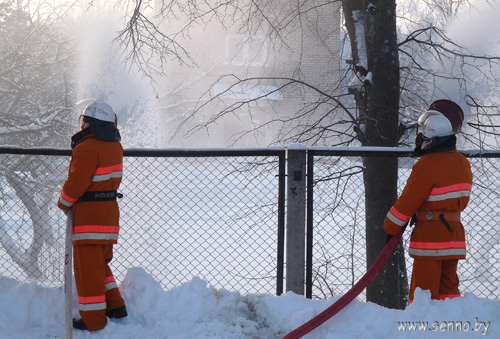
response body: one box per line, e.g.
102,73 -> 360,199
382,150 -> 472,260
58,134 -> 123,245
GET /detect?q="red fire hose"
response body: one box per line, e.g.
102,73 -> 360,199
282,227 -> 406,339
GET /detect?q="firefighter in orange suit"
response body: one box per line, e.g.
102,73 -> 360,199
382,101 -> 472,304
58,99 -> 127,331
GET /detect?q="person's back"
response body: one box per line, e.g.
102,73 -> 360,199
58,100 -> 127,331
382,100 -> 473,304
68,136 -> 123,245
407,149 -> 472,260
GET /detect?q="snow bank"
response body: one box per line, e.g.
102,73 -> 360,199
0,267 -> 498,338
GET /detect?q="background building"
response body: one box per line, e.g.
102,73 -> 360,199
154,1 -> 342,147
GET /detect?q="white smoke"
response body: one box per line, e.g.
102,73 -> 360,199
72,11 -> 166,148
432,2 -> 500,112
447,2 -> 500,55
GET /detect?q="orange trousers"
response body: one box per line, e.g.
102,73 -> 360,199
73,244 -> 125,331
409,258 -> 461,303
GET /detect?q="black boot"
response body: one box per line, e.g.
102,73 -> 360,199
107,305 -> 128,319
73,318 -> 88,330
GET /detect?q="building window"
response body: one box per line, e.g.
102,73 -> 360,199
224,34 -> 269,67
212,83 -> 282,101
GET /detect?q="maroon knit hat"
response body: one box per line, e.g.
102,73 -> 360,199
428,99 -> 464,133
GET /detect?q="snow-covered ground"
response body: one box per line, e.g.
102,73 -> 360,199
0,267 -> 498,338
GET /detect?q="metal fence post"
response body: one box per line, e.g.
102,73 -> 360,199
286,144 -> 307,295
276,150 -> 286,296
306,150 -> 314,299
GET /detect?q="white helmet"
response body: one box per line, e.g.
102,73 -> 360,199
418,110 -> 453,138
76,99 -> 117,124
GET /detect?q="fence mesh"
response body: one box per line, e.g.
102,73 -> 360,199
0,150 -> 283,295
311,153 -> 500,300
1,149 -> 498,301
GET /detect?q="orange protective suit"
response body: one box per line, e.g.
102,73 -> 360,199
58,133 -> 125,331
382,149 -> 472,303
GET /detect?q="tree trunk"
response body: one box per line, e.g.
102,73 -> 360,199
343,0 -> 408,309
5,171 -> 55,280
363,0 -> 408,309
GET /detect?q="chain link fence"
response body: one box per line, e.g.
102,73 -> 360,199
0,148 -> 285,295
1,147 -> 498,301
309,149 -> 500,301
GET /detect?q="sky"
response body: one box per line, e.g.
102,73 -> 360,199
0,267 -> 498,338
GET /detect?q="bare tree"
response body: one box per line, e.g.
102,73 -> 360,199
100,0 -> 500,148
96,0 -> 500,308
0,1 -> 75,146
0,1 -> 75,280
342,0 -> 408,309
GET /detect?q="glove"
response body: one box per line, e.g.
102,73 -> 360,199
385,232 -> 393,244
